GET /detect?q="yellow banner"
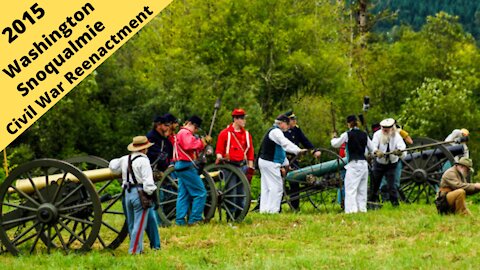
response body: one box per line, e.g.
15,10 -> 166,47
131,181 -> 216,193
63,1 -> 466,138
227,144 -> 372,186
0,0 -> 172,151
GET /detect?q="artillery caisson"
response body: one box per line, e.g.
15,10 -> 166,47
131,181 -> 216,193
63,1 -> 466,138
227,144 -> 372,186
0,158 -> 126,255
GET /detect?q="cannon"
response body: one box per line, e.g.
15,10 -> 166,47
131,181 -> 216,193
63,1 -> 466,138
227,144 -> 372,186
276,136 -> 466,211
0,157 -> 128,255
279,148 -> 347,212
0,155 -> 253,253
397,137 -> 465,204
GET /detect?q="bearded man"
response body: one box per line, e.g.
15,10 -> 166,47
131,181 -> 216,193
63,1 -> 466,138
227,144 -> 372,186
370,118 -> 406,206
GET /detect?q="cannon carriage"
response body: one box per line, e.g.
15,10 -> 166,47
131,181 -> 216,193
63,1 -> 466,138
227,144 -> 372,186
0,155 -> 252,254
273,137 -> 466,212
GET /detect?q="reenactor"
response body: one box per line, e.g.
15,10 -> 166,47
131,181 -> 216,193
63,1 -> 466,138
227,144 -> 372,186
215,108 -> 255,219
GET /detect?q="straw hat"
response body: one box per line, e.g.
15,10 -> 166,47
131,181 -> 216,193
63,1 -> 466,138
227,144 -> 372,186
127,136 -> 154,152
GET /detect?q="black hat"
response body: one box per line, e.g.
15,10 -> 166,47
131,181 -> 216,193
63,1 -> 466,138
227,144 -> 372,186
371,123 -> 381,132
346,115 -> 357,123
163,113 -> 178,123
276,114 -> 290,123
153,115 -> 168,124
284,110 -> 297,119
188,115 -> 203,127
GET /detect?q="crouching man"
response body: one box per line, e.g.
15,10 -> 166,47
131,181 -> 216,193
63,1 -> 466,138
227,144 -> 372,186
437,157 -> 480,215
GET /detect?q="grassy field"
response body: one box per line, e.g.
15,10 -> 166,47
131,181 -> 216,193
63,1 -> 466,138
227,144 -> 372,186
1,203 -> 480,269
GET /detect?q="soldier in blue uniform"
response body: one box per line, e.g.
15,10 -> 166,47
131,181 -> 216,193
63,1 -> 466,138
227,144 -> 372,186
283,111 -> 321,211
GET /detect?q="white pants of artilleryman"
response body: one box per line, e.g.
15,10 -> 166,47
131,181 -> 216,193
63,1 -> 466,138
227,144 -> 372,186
344,160 -> 369,214
258,158 -> 283,213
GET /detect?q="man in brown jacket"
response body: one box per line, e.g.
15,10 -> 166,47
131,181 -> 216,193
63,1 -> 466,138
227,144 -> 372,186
438,157 -> 480,215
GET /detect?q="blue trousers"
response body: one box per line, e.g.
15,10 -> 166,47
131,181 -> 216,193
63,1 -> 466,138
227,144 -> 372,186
125,188 -> 148,254
145,207 -> 161,249
175,161 -> 207,225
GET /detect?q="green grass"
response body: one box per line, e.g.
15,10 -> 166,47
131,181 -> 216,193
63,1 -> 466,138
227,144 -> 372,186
2,203 -> 480,269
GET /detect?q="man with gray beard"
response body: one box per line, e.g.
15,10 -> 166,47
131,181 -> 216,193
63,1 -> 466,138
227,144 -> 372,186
370,118 -> 406,206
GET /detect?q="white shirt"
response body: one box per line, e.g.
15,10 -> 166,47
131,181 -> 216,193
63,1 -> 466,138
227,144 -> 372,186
109,152 -> 157,195
445,129 -> 469,158
268,127 -> 302,166
371,130 -> 406,164
330,128 -> 374,157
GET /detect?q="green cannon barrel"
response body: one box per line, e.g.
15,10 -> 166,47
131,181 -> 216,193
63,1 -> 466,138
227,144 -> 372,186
286,158 -> 347,182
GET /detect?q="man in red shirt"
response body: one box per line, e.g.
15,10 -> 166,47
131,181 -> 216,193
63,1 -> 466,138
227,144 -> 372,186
215,109 -> 255,219
173,115 -> 211,225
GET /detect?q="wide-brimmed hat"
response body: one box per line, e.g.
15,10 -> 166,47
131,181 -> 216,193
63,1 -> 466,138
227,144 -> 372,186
380,118 -> 395,128
455,157 -> 474,172
127,136 -> 154,152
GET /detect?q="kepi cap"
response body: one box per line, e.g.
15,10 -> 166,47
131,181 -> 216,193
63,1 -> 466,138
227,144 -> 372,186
346,115 -> 357,123
276,114 -> 290,123
380,118 -> 395,128
188,115 -> 203,127
284,110 -> 297,119
163,113 -> 178,123
231,108 -> 246,117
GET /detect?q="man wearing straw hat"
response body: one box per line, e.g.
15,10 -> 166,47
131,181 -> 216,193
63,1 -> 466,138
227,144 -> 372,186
109,136 -> 157,254
437,157 -> 480,215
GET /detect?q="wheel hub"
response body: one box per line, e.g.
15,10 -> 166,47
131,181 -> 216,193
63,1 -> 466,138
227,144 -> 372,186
37,203 -> 58,224
412,169 -> 428,183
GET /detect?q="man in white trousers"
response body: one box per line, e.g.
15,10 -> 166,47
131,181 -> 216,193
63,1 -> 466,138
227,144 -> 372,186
258,114 -> 306,213
331,115 -> 373,213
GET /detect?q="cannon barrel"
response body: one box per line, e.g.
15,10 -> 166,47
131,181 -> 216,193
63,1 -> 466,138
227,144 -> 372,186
286,158 -> 347,182
402,144 -> 464,163
10,168 -> 121,194
11,166 -> 221,194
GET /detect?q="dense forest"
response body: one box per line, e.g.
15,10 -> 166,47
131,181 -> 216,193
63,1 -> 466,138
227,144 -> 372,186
2,0 -> 480,177
373,0 -> 480,40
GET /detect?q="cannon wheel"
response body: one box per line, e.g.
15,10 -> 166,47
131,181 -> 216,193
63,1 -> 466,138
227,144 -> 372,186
0,159 -> 102,255
65,156 -> 128,250
399,137 -> 455,204
283,148 -> 346,213
156,166 -> 217,226
204,164 -> 251,223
